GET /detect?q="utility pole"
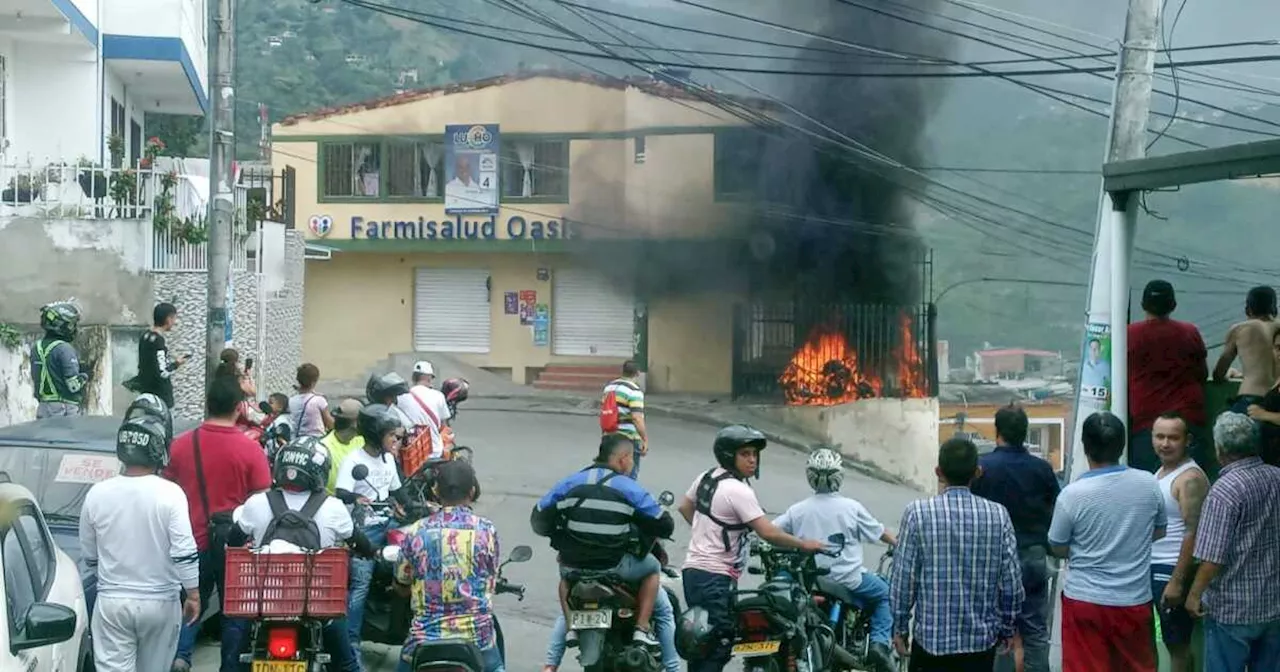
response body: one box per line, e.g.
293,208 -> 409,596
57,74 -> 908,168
205,0 -> 236,380
1054,0 -> 1161,669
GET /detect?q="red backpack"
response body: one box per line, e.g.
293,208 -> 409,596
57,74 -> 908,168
599,380 -> 637,433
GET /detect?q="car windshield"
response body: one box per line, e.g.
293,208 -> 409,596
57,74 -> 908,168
0,444 -> 119,520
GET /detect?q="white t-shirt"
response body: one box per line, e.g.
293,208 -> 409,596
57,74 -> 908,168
411,385 -> 452,424
233,489 -> 354,548
79,474 -> 200,598
335,448 -> 402,501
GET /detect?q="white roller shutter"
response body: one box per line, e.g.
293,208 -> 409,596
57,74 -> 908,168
414,268 -> 491,353
553,269 -> 634,357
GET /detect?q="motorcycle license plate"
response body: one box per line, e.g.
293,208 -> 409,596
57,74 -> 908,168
569,609 -> 613,629
732,641 -> 781,656
251,662 -> 307,672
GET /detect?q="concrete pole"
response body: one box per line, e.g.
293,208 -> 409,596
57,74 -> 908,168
205,0 -> 235,380
1053,1 -> 1160,670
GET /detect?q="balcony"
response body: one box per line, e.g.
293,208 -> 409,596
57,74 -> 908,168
102,0 -> 207,115
0,159 -> 248,272
0,0 -> 98,46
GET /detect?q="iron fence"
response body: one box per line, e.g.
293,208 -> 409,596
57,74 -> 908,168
0,162 -> 161,219
732,300 -> 936,401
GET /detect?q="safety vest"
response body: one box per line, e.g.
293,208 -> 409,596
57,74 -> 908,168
35,339 -> 74,403
554,467 -> 637,555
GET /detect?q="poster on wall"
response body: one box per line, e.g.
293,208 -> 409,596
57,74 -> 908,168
503,292 -> 518,315
444,124 -> 500,214
1078,322 -> 1112,406
519,290 -> 537,325
533,304 -> 550,346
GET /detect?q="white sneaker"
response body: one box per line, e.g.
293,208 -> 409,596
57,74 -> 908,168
633,629 -> 659,647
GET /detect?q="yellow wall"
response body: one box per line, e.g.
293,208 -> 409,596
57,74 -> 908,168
647,291 -> 740,395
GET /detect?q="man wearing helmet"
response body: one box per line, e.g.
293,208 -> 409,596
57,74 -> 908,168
223,435 -> 364,672
367,371 -> 416,430
31,300 -> 90,418
774,447 -> 898,672
336,403 -> 414,648
79,401 -> 201,672
676,425 -> 826,672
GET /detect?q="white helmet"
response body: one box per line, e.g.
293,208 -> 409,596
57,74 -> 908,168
806,447 -> 844,493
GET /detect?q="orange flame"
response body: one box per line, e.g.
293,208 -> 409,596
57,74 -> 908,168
778,312 -> 928,406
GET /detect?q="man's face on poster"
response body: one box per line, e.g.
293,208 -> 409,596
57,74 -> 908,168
455,154 -> 472,184
1089,339 -> 1101,363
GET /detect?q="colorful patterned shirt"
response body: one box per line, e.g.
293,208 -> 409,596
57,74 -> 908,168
395,506 -> 500,659
1194,457 -> 1280,624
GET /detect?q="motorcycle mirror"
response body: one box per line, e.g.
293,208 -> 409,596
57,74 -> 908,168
657,490 -> 675,507
508,545 -> 533,563
352,464 -> 370,481
827,533 -> 846,547
258,401 -> 272,414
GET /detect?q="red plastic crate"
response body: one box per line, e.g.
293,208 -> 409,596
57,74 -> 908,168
223,547 -> 349,618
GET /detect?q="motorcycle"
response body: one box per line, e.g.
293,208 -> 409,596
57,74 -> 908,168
347,464 -> 429,647
811,547 -> 908,672
731,533 -> 846,672
563,490 -> 681,672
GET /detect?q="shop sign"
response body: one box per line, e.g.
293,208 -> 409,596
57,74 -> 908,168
341,214 -> 577,240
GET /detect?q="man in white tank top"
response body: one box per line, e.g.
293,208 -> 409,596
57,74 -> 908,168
1149,412 -> 1210,672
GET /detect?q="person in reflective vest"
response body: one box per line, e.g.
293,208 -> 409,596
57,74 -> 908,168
531,433 -> 676,653
31,300 -> 89,418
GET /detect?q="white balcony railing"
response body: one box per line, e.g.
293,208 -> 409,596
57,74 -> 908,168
0,161 -> 251,273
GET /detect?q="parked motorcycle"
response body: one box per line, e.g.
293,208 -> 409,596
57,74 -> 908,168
564,490 -> 681,672
812,547 -> 908,672
731,533 -> 846,672
347,464 -> 427,647
396,545 -> 531,671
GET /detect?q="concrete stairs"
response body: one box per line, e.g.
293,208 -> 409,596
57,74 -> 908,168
532,365 -> 619,392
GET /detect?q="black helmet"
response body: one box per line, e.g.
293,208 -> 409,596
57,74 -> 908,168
40,301 -> 81,340
365,372 -> 409,404
440,377 -> 469,410
116,415 -> 171,469
675,606 -> 718,660
713,424 -> 767,473
272,435 -> 331,492
358,404 -> 406,453
124,393 -> 173,446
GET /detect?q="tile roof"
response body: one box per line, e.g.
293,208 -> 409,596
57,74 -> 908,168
277,70 -> 778,126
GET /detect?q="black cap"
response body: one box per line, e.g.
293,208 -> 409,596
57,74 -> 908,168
1142,280 -> 1176,316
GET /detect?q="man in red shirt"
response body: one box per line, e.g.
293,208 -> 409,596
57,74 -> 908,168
1128,280 -> 1209,474
165,374 -> 272,672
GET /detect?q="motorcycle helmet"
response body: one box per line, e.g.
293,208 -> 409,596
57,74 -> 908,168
116,414 -> 171,470
440,377 -> 469,413
358,403 -> 406,454
124,393 -> 174,446
675,606 -> 719,661
40,301 -> 81,340
272,435 -> 331,492
365,372 -> 410,404
713,425 -> 767,475
806,447 -> 844,494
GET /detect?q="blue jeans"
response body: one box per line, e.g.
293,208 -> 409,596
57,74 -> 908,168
174,548 -> 233,669
223,617 -> 362,672
1203,617 -> 1280,672
396,644 -> 504,672
347,519 -> 390,643
683,568 -> 736,672
545,585 -> 680,672
629,439 -> 642,479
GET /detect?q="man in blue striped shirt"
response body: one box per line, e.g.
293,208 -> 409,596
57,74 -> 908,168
890,437 -> 1023,671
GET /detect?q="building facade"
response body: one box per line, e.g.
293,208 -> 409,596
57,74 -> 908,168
274,72 -> 777,394
0,0 -> 207,167
938,400 -> 1069,471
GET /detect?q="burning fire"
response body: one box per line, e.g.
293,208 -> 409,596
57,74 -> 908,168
779,311 -> 927,406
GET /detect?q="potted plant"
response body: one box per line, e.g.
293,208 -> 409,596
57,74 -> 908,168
109,168 -> 139,217
77,157 -> 108,199
139,136 -> 165,169
2,173 -> 44,204
108,134 -> 125,169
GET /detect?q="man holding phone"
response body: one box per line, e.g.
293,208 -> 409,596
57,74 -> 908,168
135,302 -> 187,407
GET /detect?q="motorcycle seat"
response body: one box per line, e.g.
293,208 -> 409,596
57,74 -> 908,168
409,639 -> 486,672
814,577 -> 858,607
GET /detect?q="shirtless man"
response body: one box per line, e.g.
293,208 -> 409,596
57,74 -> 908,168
1213,286 -> 1279,413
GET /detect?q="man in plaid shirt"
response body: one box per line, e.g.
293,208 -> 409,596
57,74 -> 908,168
1187,411 -> 1280,671
890,437 -> 1023,671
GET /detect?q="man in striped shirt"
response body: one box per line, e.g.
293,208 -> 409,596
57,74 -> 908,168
602,361 -> 648,478
890,437 -> 1023,671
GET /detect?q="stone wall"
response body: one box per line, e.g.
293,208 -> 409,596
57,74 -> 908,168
257,232 -> 307,397
0,325 -> 114,427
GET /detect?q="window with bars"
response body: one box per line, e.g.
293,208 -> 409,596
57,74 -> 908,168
321,141 -> 381,198
386,140 -> 445,198
500,139 -> 569,199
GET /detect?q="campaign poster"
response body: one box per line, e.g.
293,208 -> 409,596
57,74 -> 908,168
533,305 -> 550,347
503,291 -> 518,315
519,290 -> 537,325
1078,322 -> 1112,406
444,124 -> 500,214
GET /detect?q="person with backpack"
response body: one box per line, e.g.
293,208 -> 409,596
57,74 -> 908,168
675,426 -> 826,672
601,361 -> 648,478
223,435 -> 365,672
31,300 -> 90,418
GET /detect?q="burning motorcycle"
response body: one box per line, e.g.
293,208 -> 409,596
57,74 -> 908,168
395,545 -> 532,671
564,490 -> 681,672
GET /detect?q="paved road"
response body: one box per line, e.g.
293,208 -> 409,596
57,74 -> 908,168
194,407 -> 923,671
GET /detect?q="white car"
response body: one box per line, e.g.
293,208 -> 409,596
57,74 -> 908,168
0,478 -> 90,672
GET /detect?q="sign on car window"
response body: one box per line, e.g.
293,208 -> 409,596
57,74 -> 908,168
55,454 -> 119,484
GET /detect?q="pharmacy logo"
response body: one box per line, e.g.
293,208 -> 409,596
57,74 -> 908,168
308,215 -> 333,237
